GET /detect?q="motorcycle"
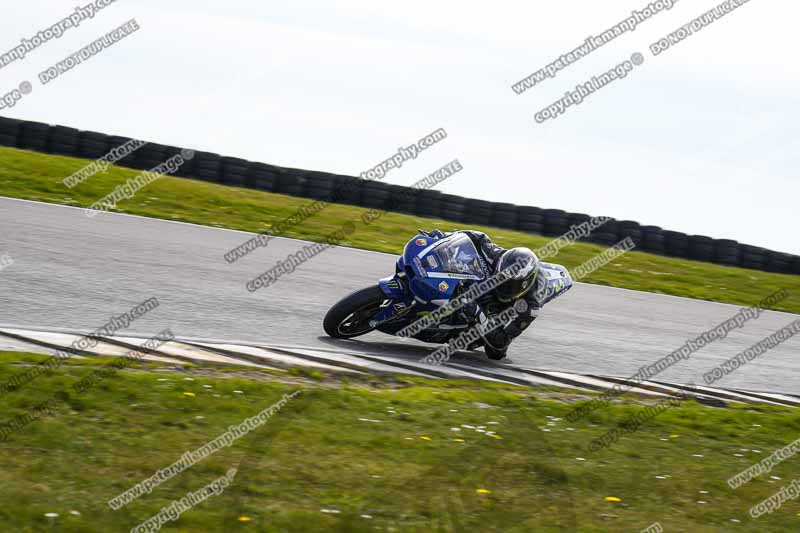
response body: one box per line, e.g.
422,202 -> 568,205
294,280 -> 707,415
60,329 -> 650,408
323,231 -> 573,360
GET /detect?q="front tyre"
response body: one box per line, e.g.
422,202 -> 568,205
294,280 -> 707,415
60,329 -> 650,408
324,285 -> 387,339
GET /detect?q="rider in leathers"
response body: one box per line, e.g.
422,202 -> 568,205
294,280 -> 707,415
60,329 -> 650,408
426,229 -> 547,358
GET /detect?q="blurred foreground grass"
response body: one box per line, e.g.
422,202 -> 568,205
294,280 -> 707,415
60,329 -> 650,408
0,351 -> 798,532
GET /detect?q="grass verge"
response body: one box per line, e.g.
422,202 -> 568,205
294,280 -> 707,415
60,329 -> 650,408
1,351 -> 798,532
0,146 -> 798,314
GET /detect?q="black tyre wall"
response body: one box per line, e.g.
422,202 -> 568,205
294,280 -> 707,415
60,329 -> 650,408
19,121 -> 50,152
49,126 -> 80,156
0,117 -> 22,147
77,131 -> 110,159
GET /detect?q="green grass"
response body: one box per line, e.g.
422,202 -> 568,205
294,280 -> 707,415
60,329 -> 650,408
1,146 -> 798,314
1,351 -> 799,532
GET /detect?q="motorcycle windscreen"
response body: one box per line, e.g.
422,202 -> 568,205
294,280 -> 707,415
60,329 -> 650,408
408,233 -> 485,302
423,233 -> 485,279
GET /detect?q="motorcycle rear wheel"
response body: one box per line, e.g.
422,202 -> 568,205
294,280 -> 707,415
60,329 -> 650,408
484,344 -> 507,361
323,285 -> 387,339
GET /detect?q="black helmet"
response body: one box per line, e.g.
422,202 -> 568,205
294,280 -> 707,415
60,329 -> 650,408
494,247 -> 540,303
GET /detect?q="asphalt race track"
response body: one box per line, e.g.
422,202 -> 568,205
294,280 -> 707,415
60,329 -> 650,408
1,196 -> 798,394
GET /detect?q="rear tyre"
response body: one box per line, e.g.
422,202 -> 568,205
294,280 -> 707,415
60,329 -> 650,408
484,345 -> 507,361
323,285 -> 387,339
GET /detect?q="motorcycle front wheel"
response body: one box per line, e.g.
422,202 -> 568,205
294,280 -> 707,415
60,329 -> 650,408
323,285 -> 387,339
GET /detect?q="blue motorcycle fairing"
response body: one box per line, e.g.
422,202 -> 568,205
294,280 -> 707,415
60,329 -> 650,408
370,275 -> 411,326
378,275 -> 405,300
371,234 -> 486,332
370,234 -> 573,340
402,233 -> 485,303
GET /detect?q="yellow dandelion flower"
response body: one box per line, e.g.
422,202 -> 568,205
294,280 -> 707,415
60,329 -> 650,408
605,496 -> 621,502
476,488 -> 491,494
183,392 -> 195,397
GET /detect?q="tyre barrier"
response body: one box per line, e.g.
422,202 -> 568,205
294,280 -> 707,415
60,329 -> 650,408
792,256 -> 800,275
331,175 -> 362,206
19,121 -> 50,152
220,157 -> 250,187
274,167 -> 308,198
0,115 -> 796,275
567,212 -> 590,224
542,208 -> 569,237
617,220 -> 643,247
440,193 -> 468,223
360,180 -> 392,209
77,130 -> 110,159
248,162 -> 278,192
131,142 -> 169,171
490,202 -> 518,230
738,244 -> 766,271
766,251 -> 792,274
413,189 -> 443,219
464,199 -> 493,226
641,225 -> 666,254
0,117 -> 21,147
106,135 -> 138,167
517,206 -> 543,223
566,212 -> 591,240
516,206 -> 544,234
591,232 -> 620,246
305,172 -> 341,202
518,221 -> 545,234
391,184 -> 420,215
688,235 -> 714,262
713,239 -> 740,266
49,126 -> 80,157
191,151 -> 222,183
664,230 -> 689,258
587,218 -> 618,246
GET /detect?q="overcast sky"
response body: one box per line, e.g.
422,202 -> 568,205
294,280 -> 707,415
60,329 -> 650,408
1,0 -> 797,254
